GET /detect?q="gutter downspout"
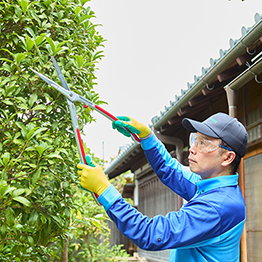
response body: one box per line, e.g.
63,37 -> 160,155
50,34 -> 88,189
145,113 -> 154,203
225,85 -> 238,118
154,129 -> 184,210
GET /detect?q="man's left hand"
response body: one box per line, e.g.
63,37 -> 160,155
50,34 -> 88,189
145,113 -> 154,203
77,161 -> 111,196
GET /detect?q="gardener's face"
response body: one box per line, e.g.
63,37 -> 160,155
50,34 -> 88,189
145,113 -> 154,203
188,133 -> 225,179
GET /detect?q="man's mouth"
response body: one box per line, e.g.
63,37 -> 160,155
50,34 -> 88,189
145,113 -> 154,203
188,158 -> 196,164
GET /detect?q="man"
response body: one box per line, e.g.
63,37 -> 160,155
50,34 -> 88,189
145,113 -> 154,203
77,112 -> 248,261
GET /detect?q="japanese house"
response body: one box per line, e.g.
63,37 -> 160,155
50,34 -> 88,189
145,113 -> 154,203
105,13 -> 262,262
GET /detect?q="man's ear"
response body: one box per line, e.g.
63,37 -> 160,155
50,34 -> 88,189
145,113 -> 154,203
221,151 -> 236,167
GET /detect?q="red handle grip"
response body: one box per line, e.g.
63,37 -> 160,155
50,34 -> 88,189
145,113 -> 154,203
94,105 -> 141,144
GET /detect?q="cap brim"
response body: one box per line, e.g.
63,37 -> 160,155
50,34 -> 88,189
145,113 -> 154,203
182,118 -> 219,138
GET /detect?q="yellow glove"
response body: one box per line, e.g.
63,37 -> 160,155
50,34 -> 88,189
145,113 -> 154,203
112,116 -> 151,139
77,162 -> 111,196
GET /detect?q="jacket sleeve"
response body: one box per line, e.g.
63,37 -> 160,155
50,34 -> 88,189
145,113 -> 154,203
141,134 -> 200,201
98,185 -> 222,251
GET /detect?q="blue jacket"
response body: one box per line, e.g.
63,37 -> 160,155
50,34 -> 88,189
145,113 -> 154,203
98,134 -> 245,261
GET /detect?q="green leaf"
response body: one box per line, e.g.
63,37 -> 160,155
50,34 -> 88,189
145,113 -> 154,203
14,138 -> 25,146
32,104 -> 46,111
14,53 -> 26,65
11,245 -> 18,256
26,35 -> 34,51
80,0 -> 90,6
15,6 -> 23,19
13,196 -> 31,207
16,122 -> 26,130
2,152 -> 10,167
29,210 -> 39,225
27,127 -> 47,140
36,142 -> 48,156
16,122 -> 28,138
12,189 -> 25,197
27,0 -> 38,12
75,6 -> 82,16
3,186 -> 16,196
0,181 -> 8,196
35,34 -> 45,46
28,93 -> 37,108
43,0 -> 51,7
40,222 -> 51,245
28,235 -> 34,246
30,10 -> 42,26
16,96 -> 27,104
80,14 -> 94,24
74,55 -> 84,68
5,82 -> 17,97
17,0 -> 29,14
25,27 -> 36,38
93,50 -> 104,61
51,215 -> 63,227
3,100 -> 14,105
32,169 -> 41,185
13,223 -> 23,232
6,207 -> 15,226
0,109 -> 8,119
47,153 -> 63,160
0,224 -> 7,238
36,145 -> 44,155
64,207 -> 70,218
46,105 -> 52,113
45,37 -> 55,53
91,219 -> 101,230
26,128 -> 36,140
1,171 -> 7,182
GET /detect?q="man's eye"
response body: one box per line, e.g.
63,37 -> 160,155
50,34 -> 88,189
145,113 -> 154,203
200,140 -> 206,145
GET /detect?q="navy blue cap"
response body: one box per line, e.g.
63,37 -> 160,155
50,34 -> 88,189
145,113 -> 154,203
182,112 -> 248,157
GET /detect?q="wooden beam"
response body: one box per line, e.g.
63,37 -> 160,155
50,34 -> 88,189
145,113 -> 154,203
201,88 -> 213,96
188,99 -> 197,107
177,108 -> 186,116
217,71 -> 231,82
236,56 -> 247,66
167,118 -> 176,125
217,66 -> 245,82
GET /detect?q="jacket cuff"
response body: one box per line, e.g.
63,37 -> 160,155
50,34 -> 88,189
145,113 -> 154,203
141,133 -> 159,150
97,184 -> 122,211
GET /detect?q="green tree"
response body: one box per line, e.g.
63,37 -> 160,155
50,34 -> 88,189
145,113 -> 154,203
0,0 -> 126,261
68,184 -> 129,262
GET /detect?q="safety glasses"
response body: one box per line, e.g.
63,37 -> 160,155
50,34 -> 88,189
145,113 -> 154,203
189,132 -> 233,153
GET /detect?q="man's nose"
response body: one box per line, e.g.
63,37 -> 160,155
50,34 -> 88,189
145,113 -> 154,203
189,143 -> 197,154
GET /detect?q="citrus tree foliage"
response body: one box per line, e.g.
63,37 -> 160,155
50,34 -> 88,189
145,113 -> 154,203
0,0 -> 119,260
68,186 -> 129,262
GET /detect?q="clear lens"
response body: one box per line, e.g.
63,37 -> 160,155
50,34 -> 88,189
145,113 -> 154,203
189,133 -> 219,153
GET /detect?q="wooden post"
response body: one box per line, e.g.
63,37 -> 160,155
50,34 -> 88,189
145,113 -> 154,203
239,158 -> 248,262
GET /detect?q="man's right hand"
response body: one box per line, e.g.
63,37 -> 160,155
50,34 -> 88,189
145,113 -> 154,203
112,116 -> 151,139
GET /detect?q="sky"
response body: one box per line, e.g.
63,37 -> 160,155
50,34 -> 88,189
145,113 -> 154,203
83,0 -> 262,167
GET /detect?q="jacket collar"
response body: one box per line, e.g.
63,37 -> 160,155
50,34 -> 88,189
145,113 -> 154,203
195,174 -> 239,194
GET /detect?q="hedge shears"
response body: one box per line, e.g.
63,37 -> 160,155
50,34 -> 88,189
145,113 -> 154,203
31,57 -> 140,205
